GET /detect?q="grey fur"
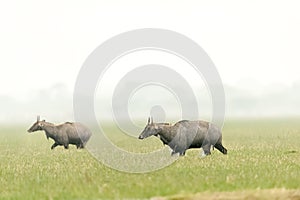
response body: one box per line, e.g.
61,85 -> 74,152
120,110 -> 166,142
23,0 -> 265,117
28,116 -> 92,149
138,117 -> 227,156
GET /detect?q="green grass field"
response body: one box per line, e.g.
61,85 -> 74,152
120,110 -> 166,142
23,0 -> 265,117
0,119 -> 300,199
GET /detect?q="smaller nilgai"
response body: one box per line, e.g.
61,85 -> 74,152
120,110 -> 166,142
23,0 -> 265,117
28,116 -> 92,149
138,117 -> 227,157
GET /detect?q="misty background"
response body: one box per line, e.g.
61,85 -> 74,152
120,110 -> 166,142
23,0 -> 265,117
1,1 -> 300,125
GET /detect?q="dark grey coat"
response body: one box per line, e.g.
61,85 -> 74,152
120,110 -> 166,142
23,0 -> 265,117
28,116 -> 92,149
139,118 -> 227,156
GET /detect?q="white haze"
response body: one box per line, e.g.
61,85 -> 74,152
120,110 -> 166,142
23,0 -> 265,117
0,0 -> 300,124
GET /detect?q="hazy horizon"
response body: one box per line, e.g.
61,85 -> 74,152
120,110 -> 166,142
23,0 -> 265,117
1,80 -> 300,125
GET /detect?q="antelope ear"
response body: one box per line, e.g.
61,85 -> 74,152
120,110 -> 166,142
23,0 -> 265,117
151,117 -> 153,125
42,120 -> 45,122
147,117 -> 150,124
37,115 -> 40,122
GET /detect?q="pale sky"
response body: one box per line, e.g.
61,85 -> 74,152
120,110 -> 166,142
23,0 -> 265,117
0,0 -> 300,122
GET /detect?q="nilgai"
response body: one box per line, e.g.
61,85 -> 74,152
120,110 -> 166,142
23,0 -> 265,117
28,116 -> 92,149
138,117 -> 227,156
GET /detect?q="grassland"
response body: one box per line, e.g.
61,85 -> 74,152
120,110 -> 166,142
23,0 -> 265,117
0,119 -> 300,199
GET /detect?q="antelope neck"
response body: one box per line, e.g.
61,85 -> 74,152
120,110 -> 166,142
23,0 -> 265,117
156,123 -> 174,143
40,122 -> 57,139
